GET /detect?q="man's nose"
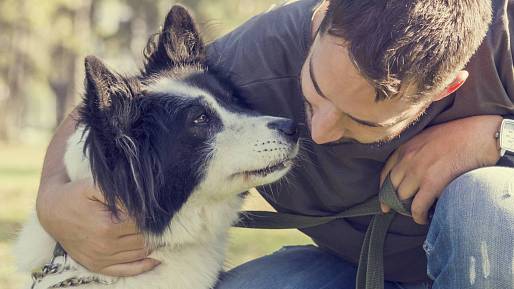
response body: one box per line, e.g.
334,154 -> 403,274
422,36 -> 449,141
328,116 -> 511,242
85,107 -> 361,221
310,113 -> 344,144
311,128 -> 344,144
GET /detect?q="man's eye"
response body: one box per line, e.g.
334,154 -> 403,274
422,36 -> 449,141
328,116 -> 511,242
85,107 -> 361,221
193,113 -> 209,124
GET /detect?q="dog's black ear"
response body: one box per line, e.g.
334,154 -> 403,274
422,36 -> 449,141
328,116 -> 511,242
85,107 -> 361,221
85,55 -> 126,110
143,5 -> 205,74
83,55 -> 139,134
82,56 -> 153,229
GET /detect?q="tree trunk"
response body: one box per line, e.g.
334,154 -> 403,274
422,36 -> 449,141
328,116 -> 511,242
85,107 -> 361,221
0,0 -> 28,142
50,0 -> 92,127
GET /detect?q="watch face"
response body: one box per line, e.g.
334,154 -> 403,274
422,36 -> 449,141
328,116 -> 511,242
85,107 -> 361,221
500,120 -> 514,152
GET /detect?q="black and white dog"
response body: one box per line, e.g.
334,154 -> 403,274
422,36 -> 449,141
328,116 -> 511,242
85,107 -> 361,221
15,6 -> 299,289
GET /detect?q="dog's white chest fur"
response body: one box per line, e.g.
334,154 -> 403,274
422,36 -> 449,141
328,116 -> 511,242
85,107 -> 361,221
14,127 -> 244,289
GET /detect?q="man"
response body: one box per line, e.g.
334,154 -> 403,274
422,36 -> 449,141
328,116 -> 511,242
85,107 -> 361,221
36,0 -> 514,288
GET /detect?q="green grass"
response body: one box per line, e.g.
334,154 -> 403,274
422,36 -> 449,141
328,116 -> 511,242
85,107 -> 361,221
0,143 -> 312,289
0,143 -> 45,289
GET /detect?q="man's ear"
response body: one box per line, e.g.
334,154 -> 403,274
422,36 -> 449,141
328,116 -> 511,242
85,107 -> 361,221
433,70 -> 469,101
143,5 -> 205,74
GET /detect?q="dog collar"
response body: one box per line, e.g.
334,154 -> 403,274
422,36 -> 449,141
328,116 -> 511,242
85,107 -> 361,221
31,244 -> 115,288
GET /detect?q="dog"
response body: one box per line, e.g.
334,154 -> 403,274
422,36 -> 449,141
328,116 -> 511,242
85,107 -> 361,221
14,5 -> 299,289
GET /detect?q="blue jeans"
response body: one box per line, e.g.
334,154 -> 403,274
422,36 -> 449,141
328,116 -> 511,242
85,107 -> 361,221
216,167 -> 514,289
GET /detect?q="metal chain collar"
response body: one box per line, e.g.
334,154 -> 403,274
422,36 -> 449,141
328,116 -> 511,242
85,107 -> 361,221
31,245 -> 115,288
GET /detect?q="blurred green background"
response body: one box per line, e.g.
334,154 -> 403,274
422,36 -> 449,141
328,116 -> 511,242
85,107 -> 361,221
0,0 -> 313,288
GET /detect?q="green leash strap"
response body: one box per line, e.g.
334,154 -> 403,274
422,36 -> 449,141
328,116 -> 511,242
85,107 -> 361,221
234,174 -> 412,289
236,195 -> 381,229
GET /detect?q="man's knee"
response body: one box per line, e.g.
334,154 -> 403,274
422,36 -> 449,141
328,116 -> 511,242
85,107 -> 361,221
426,167 -> 514,287
429,167 -> 514,247
435,167 -> 514,237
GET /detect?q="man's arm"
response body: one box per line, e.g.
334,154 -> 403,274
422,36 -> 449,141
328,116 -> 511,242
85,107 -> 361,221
36,108 -> 160,276
380,115 -> 504,224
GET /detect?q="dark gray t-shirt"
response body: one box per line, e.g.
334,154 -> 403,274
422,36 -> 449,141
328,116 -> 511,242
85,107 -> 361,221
207,0 -> 514,282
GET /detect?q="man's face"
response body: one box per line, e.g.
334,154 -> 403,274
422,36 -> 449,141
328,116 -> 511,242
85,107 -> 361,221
300,33 -> 428,145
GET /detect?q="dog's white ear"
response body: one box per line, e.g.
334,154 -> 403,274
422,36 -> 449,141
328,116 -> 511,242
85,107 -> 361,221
143,5 -> 205,74
84,55 -> 129,111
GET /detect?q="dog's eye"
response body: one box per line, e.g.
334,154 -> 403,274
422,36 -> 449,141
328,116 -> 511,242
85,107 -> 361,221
193,113 -> 209,124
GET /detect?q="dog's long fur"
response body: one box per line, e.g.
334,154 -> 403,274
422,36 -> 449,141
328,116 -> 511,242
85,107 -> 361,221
15,6 -> 299,289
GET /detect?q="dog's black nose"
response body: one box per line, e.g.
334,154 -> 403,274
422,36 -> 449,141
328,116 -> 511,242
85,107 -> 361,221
267,119 -> 299,142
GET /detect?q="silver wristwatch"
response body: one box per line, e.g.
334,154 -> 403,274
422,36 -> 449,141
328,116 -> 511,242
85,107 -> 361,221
497,119 -> 514,157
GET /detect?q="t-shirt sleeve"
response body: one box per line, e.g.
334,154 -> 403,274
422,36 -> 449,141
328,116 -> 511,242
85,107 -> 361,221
430,0 -> 514,124
206,0 -> 315,88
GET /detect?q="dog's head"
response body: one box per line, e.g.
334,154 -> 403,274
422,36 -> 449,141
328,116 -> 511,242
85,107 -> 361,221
80,5 -> 299,235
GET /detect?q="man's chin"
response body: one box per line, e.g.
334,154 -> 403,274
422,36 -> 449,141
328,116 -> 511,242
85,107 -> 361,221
325,133 -> 402,146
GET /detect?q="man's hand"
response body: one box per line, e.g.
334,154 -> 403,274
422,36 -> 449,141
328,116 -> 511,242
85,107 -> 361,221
37,179 -> 160,276
35,109 -> 159,277
380,115 -> 503,225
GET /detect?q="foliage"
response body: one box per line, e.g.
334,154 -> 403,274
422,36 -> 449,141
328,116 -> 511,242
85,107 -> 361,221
0,0 -> 282,143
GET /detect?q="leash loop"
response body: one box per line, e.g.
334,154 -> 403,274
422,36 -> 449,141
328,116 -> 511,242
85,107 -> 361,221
235,173 -> 411,289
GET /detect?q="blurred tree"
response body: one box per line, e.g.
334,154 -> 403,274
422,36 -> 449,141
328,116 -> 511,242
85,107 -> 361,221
0,0 -> 281,143
50,0 -> 93,124
0,0 -> 29,141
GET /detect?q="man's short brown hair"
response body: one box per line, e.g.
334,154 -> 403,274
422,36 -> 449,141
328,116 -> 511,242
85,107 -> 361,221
320,0 -> 493,102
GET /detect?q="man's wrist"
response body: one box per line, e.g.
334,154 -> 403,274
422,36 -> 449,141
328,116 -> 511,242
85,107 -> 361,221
36,184 -> 56,232
477,115 -> 504,162
36,175 -> 67,233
